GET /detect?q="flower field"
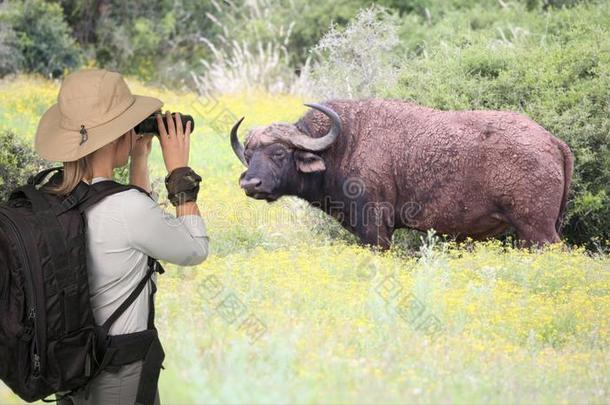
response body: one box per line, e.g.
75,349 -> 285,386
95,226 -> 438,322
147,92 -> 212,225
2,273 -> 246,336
1,76 -> 609,404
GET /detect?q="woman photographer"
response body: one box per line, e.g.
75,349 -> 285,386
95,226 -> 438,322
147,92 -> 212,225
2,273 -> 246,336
34,69 -> 209,404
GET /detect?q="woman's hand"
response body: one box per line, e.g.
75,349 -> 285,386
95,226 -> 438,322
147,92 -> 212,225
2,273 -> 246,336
130,129 -> 153,160
157,111 -> 192,174
129,129 -> 153,192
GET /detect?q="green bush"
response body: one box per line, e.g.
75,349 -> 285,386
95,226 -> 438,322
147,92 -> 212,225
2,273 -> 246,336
0,16 -> 23,77
0,131 -> 48,201
308,6 -> 402,99
388,2 -> 610,246
262,0 -> 365,67
86,0 -> 219,83
0,0 -> 82,78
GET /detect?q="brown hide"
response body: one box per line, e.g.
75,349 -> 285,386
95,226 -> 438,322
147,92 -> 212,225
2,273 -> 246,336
289,99 -> 574,248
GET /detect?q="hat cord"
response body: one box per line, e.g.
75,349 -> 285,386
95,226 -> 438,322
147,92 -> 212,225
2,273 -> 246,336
79,125 -> 88,145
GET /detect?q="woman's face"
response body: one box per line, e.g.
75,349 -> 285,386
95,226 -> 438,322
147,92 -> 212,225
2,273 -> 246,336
113,129 -> 136,168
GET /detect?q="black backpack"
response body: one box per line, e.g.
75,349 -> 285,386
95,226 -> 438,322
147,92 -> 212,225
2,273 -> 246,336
0,167 -> 165,404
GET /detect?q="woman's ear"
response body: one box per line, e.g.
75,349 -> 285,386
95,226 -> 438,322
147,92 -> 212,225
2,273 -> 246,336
294,150 -> 326,173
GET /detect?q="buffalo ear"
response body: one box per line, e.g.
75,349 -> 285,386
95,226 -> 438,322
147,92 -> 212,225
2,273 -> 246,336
295,151 -> 326,173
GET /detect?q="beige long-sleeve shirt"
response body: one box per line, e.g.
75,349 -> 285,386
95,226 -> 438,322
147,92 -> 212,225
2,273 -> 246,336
84,177 -> 209,335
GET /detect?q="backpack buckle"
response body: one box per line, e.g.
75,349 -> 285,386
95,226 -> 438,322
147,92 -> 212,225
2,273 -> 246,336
148,257 -> 165,275
60,181 -> 91,212
62,195 -> 78,210
22,326 -> 33,342
153,260 -> 165,275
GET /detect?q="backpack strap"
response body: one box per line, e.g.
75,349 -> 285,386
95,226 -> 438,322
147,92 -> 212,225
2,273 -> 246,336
27,166 -> 63,186
23,166 -> 152,214
90,257 -> 165,405
60,180 -> 153,214
134,330 -> 164,405
75,184 -> 164,405
99,258 -> 164,337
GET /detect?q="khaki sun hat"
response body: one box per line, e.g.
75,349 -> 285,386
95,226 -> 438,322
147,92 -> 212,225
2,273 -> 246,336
35,69 -> 163,162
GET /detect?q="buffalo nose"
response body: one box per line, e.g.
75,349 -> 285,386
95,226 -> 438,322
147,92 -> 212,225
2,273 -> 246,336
240,177 -> 262,192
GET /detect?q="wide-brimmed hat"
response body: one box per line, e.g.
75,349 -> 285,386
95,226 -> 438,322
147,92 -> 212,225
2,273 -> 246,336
35,69 -> 163,162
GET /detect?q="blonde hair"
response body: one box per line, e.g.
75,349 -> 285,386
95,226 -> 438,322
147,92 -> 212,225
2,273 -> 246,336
46,155 -> 92,196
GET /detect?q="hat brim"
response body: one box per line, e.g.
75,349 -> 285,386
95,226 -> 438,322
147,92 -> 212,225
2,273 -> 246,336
35,95 -> 163,162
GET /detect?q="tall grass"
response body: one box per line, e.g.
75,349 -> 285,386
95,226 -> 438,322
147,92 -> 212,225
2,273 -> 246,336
193,0 -> 311,96
191,4 -> 404,99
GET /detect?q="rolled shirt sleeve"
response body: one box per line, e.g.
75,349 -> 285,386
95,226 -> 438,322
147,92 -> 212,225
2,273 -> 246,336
120,189 -> 209,265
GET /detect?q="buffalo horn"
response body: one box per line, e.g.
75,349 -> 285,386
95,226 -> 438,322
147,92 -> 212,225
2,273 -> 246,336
287,103 -> 342,151
230,117 -> 248,167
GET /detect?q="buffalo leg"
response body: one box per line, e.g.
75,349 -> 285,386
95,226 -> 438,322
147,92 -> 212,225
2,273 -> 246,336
509,218 -> 560,247
353,203 -> 394,249
356,225 -> 393,250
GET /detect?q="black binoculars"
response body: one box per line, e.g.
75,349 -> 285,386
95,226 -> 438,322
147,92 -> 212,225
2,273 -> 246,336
135,112 -> 195,136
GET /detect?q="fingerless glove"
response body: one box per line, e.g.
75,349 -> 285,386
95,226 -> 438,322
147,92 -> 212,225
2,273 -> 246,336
165,166 -> 202,206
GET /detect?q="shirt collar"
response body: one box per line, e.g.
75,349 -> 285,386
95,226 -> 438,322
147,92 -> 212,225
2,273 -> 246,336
86,176 -> 112,185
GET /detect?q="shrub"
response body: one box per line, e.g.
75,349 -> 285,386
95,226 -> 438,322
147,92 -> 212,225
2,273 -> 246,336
307,6 -> 402,99
0,15 -> 23,77
0,130 -> 48,201
0,0 -> 82,78
388,2 -> 610,246
88,0 -> 220,83
257,0 -> 366,67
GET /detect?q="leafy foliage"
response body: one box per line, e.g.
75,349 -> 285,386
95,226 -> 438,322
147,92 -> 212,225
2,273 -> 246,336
0,17 -> 23,77
0,130 -> 47,201
0,0 -> 82,78
46,0 -> 220,83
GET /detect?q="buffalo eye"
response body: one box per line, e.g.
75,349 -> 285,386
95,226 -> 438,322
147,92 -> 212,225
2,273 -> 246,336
244,150 -> 253,163
271,150 -> 286,163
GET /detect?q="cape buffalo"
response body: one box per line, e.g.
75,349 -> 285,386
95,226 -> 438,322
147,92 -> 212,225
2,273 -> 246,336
230,100 -> 574,249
